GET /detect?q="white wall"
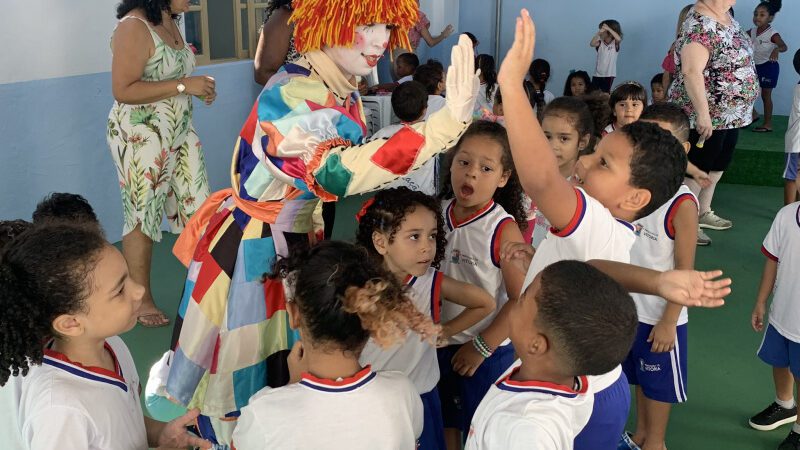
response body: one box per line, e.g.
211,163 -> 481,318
0,0 -> 118,84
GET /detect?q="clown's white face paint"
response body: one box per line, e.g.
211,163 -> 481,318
323,24 -> 391,78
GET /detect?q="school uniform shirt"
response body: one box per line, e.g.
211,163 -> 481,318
602,123 -> 615,137
630,185 -> 698,326
425,95 -> 447,120
18,336 -> 146,450
749,26 -> 779,65
595,40 -> 619,77
440,199 -> 516,345
761,202 -> 800,343
369,124 -> 438,196
787,84 -> 800,154
0,374 -> 25,449
398,74 -> 414,84
465,366 -> 593,450
232,367 -> 423,450
360,268 -> 444,394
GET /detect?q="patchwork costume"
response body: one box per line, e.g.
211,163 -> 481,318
164,0 -> 475,445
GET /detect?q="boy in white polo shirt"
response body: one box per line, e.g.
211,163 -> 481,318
466,260 -> 638,450
749,200 -> 800,450
489,10 -> 689,450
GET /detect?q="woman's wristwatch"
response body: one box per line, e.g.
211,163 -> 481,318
177,79 -> 186,94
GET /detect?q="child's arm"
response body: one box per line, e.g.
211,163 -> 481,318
603,24 -> 623,44
498,10 -> 578,231
752,257 -> 777,332
770,33 -> 788,60
590,29 -> 602,48
649,199 -> 698,353
144,409 -> 212,449
586,260 -> 730,308
450,222 -> 526,376
439,275 -> 496,343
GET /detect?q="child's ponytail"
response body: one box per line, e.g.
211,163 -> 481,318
342,279 -> 439,348
0,224 -> 106,386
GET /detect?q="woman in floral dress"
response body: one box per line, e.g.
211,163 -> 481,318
668,0 -> 758,245
108,0 -> 216,326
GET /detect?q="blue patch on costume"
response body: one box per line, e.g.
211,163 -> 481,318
233,360 -> 268,410
232,208 -> 251,230
242,237 -> 276,282
178,280 -> 195,319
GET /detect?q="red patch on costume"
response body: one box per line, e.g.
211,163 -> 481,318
370,125 -> 425,175
239,102 -> 259,143
263,278 -> 288,319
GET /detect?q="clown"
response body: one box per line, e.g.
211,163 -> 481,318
162,0 -> 479,445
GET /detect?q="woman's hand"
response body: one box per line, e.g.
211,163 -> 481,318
695,111 -> 713,141
184,75 -> 216,100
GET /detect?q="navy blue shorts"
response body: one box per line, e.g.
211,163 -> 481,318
592,76 -> 615,93
574,369 -> 630,450
758,324 -> 800,378
436,343 -> 516,437
784,153 -> 799,181
756,61 -> 780,89
419,387 -> 446,450
622,322 -> 688,403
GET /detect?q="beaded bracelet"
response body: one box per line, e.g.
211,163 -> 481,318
472,334 -> 494,358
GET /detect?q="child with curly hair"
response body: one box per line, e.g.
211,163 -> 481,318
435,120 -> 528,447
0,224 -> 211,449
355,187 -> 495,449
232,241 -> 444,449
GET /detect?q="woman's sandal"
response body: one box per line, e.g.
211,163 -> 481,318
752,127 -> 773,133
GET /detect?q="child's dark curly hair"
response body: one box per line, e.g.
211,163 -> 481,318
270,241 -> 438,353
440,121 -> 527,230
0,223 -> 107,386
355,187 -> 447,268
0,220 -> 32,253
32,192 -> 98,225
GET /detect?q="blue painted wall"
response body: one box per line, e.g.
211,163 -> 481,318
0,61 -> 261,240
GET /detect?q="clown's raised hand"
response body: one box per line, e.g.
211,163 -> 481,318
446,34 -> 481,123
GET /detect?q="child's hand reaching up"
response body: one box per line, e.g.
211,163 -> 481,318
497,9 -> 536,88
500,241 -> 534,276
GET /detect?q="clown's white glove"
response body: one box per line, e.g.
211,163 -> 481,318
445,34 -> 481,123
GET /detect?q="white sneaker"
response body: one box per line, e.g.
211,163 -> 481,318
697,228 -> 711,246
699,211 -> 732,230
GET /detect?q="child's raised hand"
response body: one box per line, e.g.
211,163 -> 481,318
445,34 -> 481,122
751,302 -> 766,332
156,408 -> 212,449
498,8 -> 536,87
656,269 -> 731,308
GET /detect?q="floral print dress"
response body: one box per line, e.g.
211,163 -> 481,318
667,8 -> 758,130
107,16 -> 210,241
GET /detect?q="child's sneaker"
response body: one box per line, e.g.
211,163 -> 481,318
749,402 -> 797,431
697,227 -> 711,246
617,431 -> 642,450
699,211 -> 732,230
778,430 -> 800,450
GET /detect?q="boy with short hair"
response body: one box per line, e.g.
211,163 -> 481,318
414,63 -> 447,118
650,74 -> 666,104
749,198 -> 800,450
783,49 -> 800,205
466,260 -> 638,450
478,10 -> 688,450
396,52 -> 420,84
619,103 -> 700,450
368,81 -> 437,195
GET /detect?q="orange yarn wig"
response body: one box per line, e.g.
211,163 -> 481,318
289,0 -> 419,53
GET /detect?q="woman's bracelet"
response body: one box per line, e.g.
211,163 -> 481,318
472,334 -> 494,359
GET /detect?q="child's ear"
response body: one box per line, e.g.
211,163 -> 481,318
682,141 -> 691,154
372,231 -> 389,256
287,301 -> 301,329
497,170 -> 512,188
622,188 -> 652,215
578,133 -> 591,151
526,332 -> 549,357
52,314 -> 84,338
